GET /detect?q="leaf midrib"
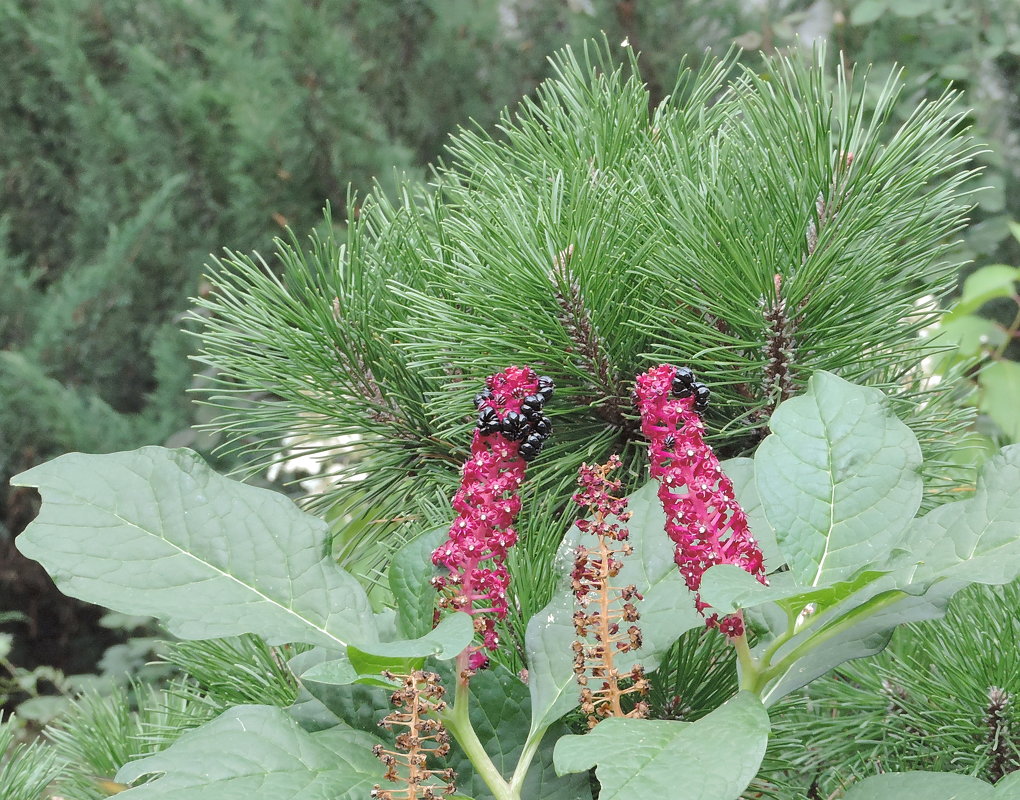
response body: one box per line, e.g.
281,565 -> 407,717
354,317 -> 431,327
42,485 -> 348,649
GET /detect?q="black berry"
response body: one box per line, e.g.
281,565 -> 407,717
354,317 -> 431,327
477,407 -> 501,435
672,367 -> 696,398
519,432 -> 545,462
501,411 -> 529,441
532,415 -> 552,438
520,395 -> 545,420
694,384 -> 710,412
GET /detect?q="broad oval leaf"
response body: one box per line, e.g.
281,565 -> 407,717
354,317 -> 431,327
757,577 -> 962,706
699,564 -> 884,617
756,371 -> 922,587
553,692 -> 769,800
13,447 -> 375,648
841,771 -> 992,800
295,614 -> 471,694
116,706 -> 381,800
894,444 -> 1020,586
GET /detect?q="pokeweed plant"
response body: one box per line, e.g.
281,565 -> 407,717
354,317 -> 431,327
12,364 -> 1020,799
9,38 -> 1020,800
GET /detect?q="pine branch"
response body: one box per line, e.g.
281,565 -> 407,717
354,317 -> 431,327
550,245 -> 629,429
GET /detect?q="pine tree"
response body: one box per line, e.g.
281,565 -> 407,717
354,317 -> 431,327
195,41 -> 980,637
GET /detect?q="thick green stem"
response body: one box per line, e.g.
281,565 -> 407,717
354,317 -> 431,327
508,725 -> 546,796
731,612 -> 769,694
441,660 -> 518,800
732,630 -> 761,693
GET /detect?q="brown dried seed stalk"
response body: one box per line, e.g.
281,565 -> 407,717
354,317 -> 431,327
372,670 -> 456,799
571,457 -> 649,727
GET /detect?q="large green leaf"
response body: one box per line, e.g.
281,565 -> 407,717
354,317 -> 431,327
525,479 -> 702,736
698,564 -> 880,617
720,457 -> 783,570
894,445 -> 1020,586
755,371 -> 923,587
116,706 -> 381,799
13,447 -> 375,648
389,526 -> 446,639
980,362 -> 1020,442
289,648 -> 390,734
553,692 -> 769,800
300,612 -> 474,688
841,771 -> 993,800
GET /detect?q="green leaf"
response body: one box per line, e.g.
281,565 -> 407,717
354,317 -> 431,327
347,612 -> 474,679
525,479 -> 702,735
290,648 -> 390,734
849,0 -> 887,25
994,771 -> 1020,796
758,577 -> 961,706
842,771 -> 992,800
297,614 -> 471,694
755,372 -> 923,587
894,445 -> 1020,586
389,526 -> 446,639
299,654 -> 360,687
553,692 -> 769,800
948,264 -> 1020,318
698,564 -> 882,617
13,447 -> 375,648
980,361 -> 1020,441
720,457 -> 783,570
448,665 -> 593,800
115,706 -> 381,799
931,315 -> 1008,358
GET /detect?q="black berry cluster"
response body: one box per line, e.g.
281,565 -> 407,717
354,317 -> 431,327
474,375 -> 555,462
670,366 -> 710,413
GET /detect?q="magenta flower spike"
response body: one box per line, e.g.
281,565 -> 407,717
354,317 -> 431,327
432,366 -> 553,669
634,364 -> 766,637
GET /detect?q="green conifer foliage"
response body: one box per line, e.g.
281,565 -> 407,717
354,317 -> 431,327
196,42 -> 980,627
0,0 -> 416,531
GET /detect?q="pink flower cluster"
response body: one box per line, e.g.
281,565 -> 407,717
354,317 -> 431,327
634,364 -> 766,637
432,366 -> 545,669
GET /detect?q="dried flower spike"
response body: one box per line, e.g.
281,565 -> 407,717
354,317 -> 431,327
571,456 -> 649,726
634,365 -> 767,637
372,670 -> 456,799
432,366 -> 553,669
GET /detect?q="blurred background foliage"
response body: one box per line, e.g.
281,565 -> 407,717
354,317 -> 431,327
2,0 -> 1019,796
